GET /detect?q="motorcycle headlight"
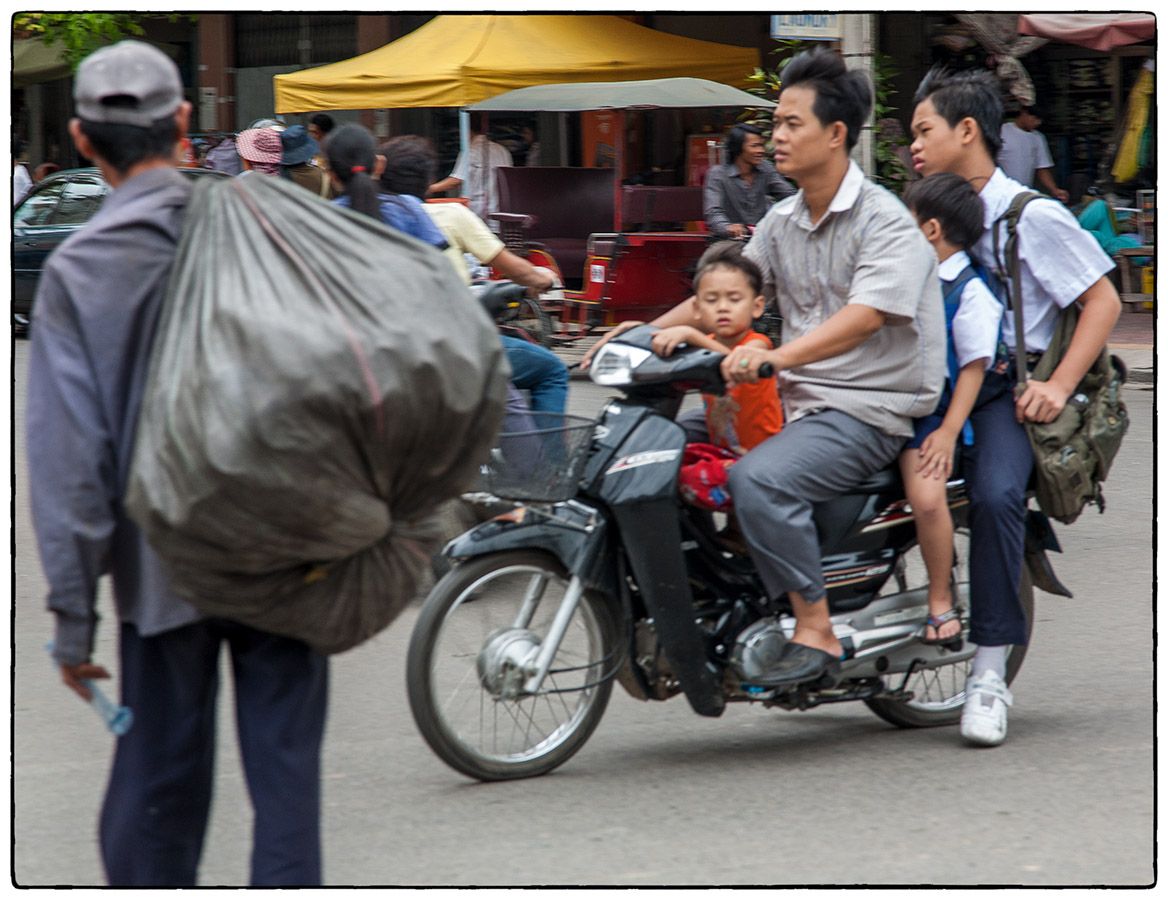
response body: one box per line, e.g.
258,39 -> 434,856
590,342 -> 653,386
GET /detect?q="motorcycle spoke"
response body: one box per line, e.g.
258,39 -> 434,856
418,558 -> 612,769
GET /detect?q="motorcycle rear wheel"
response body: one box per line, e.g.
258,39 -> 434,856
864,528 -> 1034,729
407,551 -> 618,781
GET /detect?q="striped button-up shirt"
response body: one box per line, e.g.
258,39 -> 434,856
745,161 -> 945,438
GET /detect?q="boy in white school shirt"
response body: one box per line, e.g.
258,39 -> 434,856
910,66 -> 1120,747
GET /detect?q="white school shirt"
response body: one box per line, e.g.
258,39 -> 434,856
940,250 -> 1003,370
973,169 -> 1113,355
997,122 -> 1054,188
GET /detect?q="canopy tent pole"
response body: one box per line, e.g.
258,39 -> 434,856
613,109 -> 626,232
459,108 -> 470,159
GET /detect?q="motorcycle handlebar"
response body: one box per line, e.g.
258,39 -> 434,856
475,280 -> 527,320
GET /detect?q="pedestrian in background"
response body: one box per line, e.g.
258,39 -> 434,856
703,123 -> 795,239
327,123 -> 448,248
26,40 -> 328,886
998,103 -> 1070,202
33,161 -> 62,183
236,126 -> 283,176
308,112 -> 335,168
281,124 -> 334,199
428,112 -> 513,227
203,133 -> 241,175
14,138 -> 33,205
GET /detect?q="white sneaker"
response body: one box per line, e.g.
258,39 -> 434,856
960,670 -> 1013,747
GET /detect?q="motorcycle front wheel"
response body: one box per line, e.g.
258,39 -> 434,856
864,527 -> 1034,728
406,551 -> 618,781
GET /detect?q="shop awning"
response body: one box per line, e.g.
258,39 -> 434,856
468,77 -> 774,113
273,15 -> 759,112
1018,14 -> 1155,51
13,38 -> 71,87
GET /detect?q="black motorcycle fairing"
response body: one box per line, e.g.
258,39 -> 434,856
611,497 -> 726,717
443,506 -> 618,599
598,409 -> 726,717
598,414 -> 688,506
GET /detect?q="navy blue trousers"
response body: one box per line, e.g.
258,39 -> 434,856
99,619 -> 329,886
964,377 -> 1035,647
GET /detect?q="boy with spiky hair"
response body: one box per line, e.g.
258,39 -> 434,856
910,66 -> 1120,747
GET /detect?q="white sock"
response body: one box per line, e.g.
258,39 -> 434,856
971,645 -> 1009,680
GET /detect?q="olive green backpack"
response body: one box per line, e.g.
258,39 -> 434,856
997,191 -> 1130,524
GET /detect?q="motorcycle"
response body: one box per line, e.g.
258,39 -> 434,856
406,325 -> 1062,782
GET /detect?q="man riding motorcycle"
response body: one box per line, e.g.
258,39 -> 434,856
585,48 -> 945,687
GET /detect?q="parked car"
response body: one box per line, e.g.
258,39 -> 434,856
12,166 -> 228,334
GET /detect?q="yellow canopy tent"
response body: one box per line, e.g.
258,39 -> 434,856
273,14 -> 759,112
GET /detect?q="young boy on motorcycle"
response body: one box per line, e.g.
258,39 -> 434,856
899,173 -> 1002,649
910,67 -> 1120,746
649,240 -> 784,456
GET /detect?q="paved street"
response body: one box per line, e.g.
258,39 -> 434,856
11,336 -> 1154,887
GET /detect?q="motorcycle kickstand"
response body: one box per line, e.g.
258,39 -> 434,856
886,657 -> 929,703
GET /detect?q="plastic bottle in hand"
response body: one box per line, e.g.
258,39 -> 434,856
46,643 -> 134,736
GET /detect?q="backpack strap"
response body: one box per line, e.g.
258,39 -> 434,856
940,264 -> 980,447
992,190 -> 1041,385
940,264 -> 978,385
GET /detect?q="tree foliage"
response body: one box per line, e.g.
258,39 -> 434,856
13,13 -> 195,69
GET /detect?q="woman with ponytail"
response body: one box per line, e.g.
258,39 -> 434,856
326,123 -> 448,249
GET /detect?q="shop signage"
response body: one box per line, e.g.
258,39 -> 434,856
770,14 -> 841,41
198,86 -> 218,132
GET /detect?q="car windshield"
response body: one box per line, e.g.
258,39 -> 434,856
51,179 -> 108,226
14,181 -> 67,227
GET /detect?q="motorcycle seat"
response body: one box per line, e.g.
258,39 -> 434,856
841,465 -> 902,497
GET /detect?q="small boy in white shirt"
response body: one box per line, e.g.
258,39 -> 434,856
900,173 -> 1002,649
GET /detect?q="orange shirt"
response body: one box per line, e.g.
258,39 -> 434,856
701,330 -> 784,454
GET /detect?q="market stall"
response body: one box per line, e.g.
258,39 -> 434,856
272,15 -> 758,112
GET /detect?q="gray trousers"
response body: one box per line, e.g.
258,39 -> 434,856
726,410 -> 904,603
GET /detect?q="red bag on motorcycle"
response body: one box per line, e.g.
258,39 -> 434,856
678,442 -> 739,511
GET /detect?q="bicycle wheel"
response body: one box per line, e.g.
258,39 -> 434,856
407,551 -> 618,781
864,527 -> 1033,728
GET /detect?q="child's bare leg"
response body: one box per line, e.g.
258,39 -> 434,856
899,450 -> 961,642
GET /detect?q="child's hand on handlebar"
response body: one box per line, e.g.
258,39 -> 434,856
651,325 -> 702,358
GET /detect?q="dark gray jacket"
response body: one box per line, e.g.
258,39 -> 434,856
27,167 -> 201,665
703,160 -> 795,237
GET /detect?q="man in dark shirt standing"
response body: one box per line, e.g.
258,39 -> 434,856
27,41 -> 328,886
703,123 -> 795,239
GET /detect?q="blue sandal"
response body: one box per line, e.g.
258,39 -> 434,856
920,607 -> 963,649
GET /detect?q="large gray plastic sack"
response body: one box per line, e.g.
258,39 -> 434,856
125,173 -> 509,654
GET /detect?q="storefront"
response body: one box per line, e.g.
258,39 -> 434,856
879,13 -> 1154,198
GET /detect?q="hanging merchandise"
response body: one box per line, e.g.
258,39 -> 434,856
125,174 -> 510,654
1112,63 -> 1153,183
954,13 -> 1047,105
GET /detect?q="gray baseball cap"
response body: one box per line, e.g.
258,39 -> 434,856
74,40 -> 183,127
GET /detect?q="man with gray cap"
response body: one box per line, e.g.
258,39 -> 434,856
26,40 -> 328,887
